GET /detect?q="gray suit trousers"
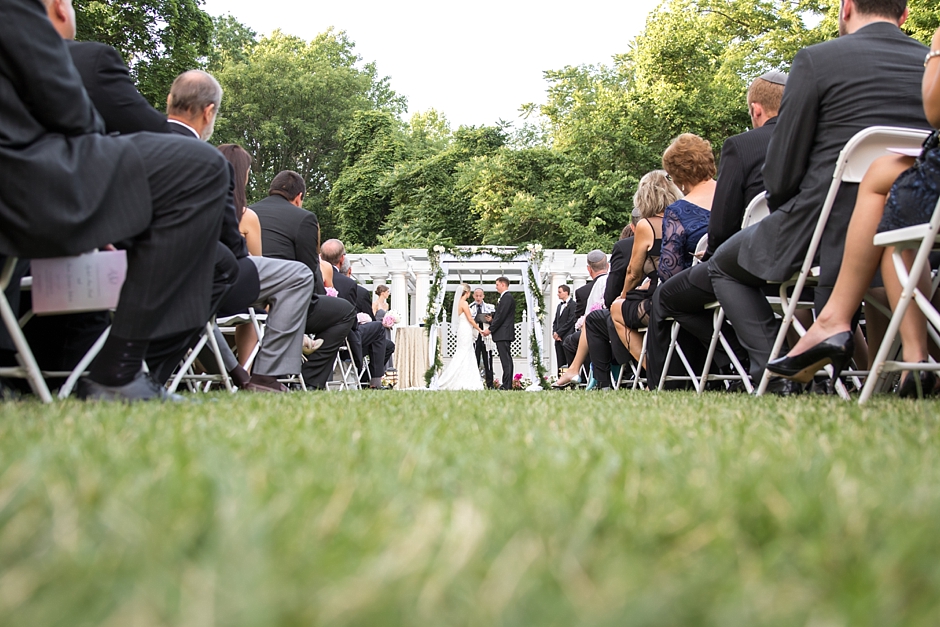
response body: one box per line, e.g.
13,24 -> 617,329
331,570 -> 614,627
207,257 -> 313,378
249,256 -> 314,377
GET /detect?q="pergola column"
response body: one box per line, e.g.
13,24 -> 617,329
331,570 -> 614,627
414,271 -> 430,326
390,269 -> 408,323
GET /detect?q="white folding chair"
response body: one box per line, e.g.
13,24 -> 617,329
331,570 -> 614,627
217,308 -> 266,372
166,319 -> 235,394
327,339 -> 362,390
757,126 -> 932,396
0,257 -> 52,402
859,194 -> 940,403
658,198 -> 767,393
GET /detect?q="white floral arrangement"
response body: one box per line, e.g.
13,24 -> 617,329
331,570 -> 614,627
382,310 -> 402,329
356,312 -> 372,325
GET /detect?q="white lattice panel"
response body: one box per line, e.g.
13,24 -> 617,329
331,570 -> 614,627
442,322 -> 524,357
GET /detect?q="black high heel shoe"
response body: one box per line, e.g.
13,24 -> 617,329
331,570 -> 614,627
898,363 -> 938,399
765,331 -> 855,384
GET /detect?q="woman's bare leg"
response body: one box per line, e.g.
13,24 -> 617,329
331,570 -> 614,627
882,247 -> 930,366
554,329 -> 591,385
235,324 -> 258,369
788,154 -> 914,356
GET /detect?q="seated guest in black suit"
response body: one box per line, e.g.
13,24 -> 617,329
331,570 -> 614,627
51,0 -> 317,394
320,239 -> 391,388
0,0 -> 230,401
645,72 -> 786,389
252,173 -> 356,389
769,30 -> 940,396
709,0 -> 928,390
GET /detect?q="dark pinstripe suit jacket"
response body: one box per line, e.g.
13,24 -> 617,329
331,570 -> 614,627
739,22 -> 929,283
0,0 -> 152,258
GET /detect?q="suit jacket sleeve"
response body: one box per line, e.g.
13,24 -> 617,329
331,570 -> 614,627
0,0 -> 103,136
356,285 -> 374,318
557,303 -> 576,338
762,49 -> 818,212
69,42 -> 169,135
605,237 -> 634,307
707,137 -> 747,257
489,294 -> 513,334
296,212 -> 325,293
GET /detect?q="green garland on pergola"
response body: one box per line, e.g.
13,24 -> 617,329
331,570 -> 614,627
423,245 -> 549,389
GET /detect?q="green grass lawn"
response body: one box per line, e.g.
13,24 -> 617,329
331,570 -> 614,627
1,391 -> 940,626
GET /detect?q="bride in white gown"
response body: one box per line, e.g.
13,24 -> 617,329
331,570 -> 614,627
435,283 -> 485,390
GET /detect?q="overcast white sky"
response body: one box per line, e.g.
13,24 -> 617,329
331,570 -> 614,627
201,0 -> 662,128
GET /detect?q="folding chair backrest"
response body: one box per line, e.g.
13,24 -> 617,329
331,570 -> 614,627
740,193 -> 769,229
839,126 -> 929,183
691,234 -> 708,266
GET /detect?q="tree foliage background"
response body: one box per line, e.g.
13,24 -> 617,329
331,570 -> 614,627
77,0 -> 939,250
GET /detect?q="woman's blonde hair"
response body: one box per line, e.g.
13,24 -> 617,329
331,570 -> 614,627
632,170 -> 683,219
661,133 -> 716,190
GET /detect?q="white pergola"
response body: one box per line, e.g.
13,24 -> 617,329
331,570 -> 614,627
347,248 -> 593,373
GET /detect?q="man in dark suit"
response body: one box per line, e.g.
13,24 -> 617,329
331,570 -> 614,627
0,0 -> 229,401
708,0 -> 930,383
320,239 -> 390,388
645,71 -> 786,389
161,70 -> 316,392
252,175 -> 356,389
552,285 -> 576,371
482,276 -> 516,389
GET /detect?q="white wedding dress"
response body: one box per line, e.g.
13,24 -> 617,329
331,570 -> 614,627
435,309 -> 484,390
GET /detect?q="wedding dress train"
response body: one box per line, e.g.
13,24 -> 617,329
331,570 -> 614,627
434,311 -> 484,390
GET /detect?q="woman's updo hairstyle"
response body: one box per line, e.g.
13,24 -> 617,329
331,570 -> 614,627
632,170 -> 682,219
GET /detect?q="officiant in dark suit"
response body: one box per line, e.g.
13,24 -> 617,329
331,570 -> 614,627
552,285 -> 575,371
482,276 -> 516,389
470,288 -> 495,388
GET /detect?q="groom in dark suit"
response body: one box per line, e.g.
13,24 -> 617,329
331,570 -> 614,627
709,0 -> 930,382
483,276 -> 516,389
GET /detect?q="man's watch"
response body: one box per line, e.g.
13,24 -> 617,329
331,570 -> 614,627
926,49 -> 940,67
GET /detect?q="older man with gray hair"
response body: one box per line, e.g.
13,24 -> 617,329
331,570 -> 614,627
166,70 -> 222,141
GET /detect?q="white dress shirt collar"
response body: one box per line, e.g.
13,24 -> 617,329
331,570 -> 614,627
168,119 -> 200,138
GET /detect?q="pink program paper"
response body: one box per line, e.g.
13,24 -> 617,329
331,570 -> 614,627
31,250 -> 127,314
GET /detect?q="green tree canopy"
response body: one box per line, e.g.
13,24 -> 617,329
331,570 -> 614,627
211,29 -> 406,239
75,0 -> 213,107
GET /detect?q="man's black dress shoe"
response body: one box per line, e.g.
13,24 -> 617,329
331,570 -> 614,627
765,331 -> 854,384
77,371 -> 176,402
763,377 -> 804,397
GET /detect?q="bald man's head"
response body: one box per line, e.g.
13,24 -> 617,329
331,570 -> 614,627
166,70 -> 222,141
320,239 -> 346,267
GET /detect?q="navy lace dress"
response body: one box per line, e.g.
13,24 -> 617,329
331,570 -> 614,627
877,132 -> 940,233
659,199 -> 710,281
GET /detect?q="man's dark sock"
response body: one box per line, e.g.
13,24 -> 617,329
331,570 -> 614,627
228,364 -> 250,387
89,336 -> 149,387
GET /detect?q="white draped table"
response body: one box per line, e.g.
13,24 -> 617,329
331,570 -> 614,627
394,326 -> 431,389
